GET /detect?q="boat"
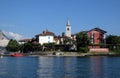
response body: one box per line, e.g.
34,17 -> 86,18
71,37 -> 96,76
11,53 -> 23,57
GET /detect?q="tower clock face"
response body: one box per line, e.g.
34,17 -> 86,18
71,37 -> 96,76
67,28 -> 69,31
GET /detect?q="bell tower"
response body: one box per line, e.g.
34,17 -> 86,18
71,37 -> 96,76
66,20 -> 71,37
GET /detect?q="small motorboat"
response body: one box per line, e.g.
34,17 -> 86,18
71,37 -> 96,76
11,53 -> 23,57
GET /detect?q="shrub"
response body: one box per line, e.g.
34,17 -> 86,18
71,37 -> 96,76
79,47 -> 88,53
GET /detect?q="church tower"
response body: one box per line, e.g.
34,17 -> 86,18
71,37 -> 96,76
66,20 -> 71,37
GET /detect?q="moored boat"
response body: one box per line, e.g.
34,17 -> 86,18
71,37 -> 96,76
11,53 -> 23,57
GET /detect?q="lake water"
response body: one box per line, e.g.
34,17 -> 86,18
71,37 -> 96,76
0,56 -> 120,78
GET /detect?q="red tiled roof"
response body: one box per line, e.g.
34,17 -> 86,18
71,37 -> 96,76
56,36 -> 71,39
89,27 -> 107,33
37,30 -> 55,36
54,38 -> 59,42
19,39 -> 31,42
72,27 -> 107,36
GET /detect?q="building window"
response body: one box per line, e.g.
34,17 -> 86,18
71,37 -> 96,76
91,32 -> 94,44
48,36 -> 50,39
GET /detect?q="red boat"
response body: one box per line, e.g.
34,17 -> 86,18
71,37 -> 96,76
11,53 -> 23,57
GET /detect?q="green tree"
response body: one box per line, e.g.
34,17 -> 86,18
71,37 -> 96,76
106,35 -> 120,44
43,43 -> 56,51
19,38 -> 42,53
22,41 -> 33,52
76,32 -> 90,52
106,35 -> 120,51
6,39 -> 20,52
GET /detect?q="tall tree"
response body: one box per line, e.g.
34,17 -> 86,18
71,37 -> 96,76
106,35 -> 120,45
106,35 -> 120,50
76,32 -> 90,52
6,39 -> 20,52
76,32 -> 90,47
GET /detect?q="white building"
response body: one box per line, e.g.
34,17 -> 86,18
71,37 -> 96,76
0,31 -> 9,47
36,30 -> 55,45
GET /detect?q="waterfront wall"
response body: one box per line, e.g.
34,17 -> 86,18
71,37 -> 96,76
89,48 -> 109,52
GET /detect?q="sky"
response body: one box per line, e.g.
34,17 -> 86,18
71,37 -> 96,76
0,0 -> 120,40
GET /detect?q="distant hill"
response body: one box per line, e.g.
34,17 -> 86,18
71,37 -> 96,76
2,30 -> 24,40
0,30 -> 9,47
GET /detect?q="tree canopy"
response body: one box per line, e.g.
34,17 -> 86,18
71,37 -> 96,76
106,35 -> 120,45
76,32 -> 90,52
76,32 -> 90,47
6,39 -> 20,52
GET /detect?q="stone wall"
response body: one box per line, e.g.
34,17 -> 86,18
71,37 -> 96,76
89,48 -> 109,52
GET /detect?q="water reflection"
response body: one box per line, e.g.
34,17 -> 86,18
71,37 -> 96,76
37,56 -> 120,78
0,56 -> 39,78
90,56 -> 106,78
1,56 -> 120,78
37,56 -> 77,78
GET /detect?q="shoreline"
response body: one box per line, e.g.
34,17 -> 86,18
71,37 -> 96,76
19,52 -> 120,57
44,52 -> 120,57
1,51 -> 120,57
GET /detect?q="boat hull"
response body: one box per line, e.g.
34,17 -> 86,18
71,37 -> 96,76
11,53 -> 23,57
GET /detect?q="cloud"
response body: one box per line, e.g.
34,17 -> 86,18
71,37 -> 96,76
2,30 -> 24,40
